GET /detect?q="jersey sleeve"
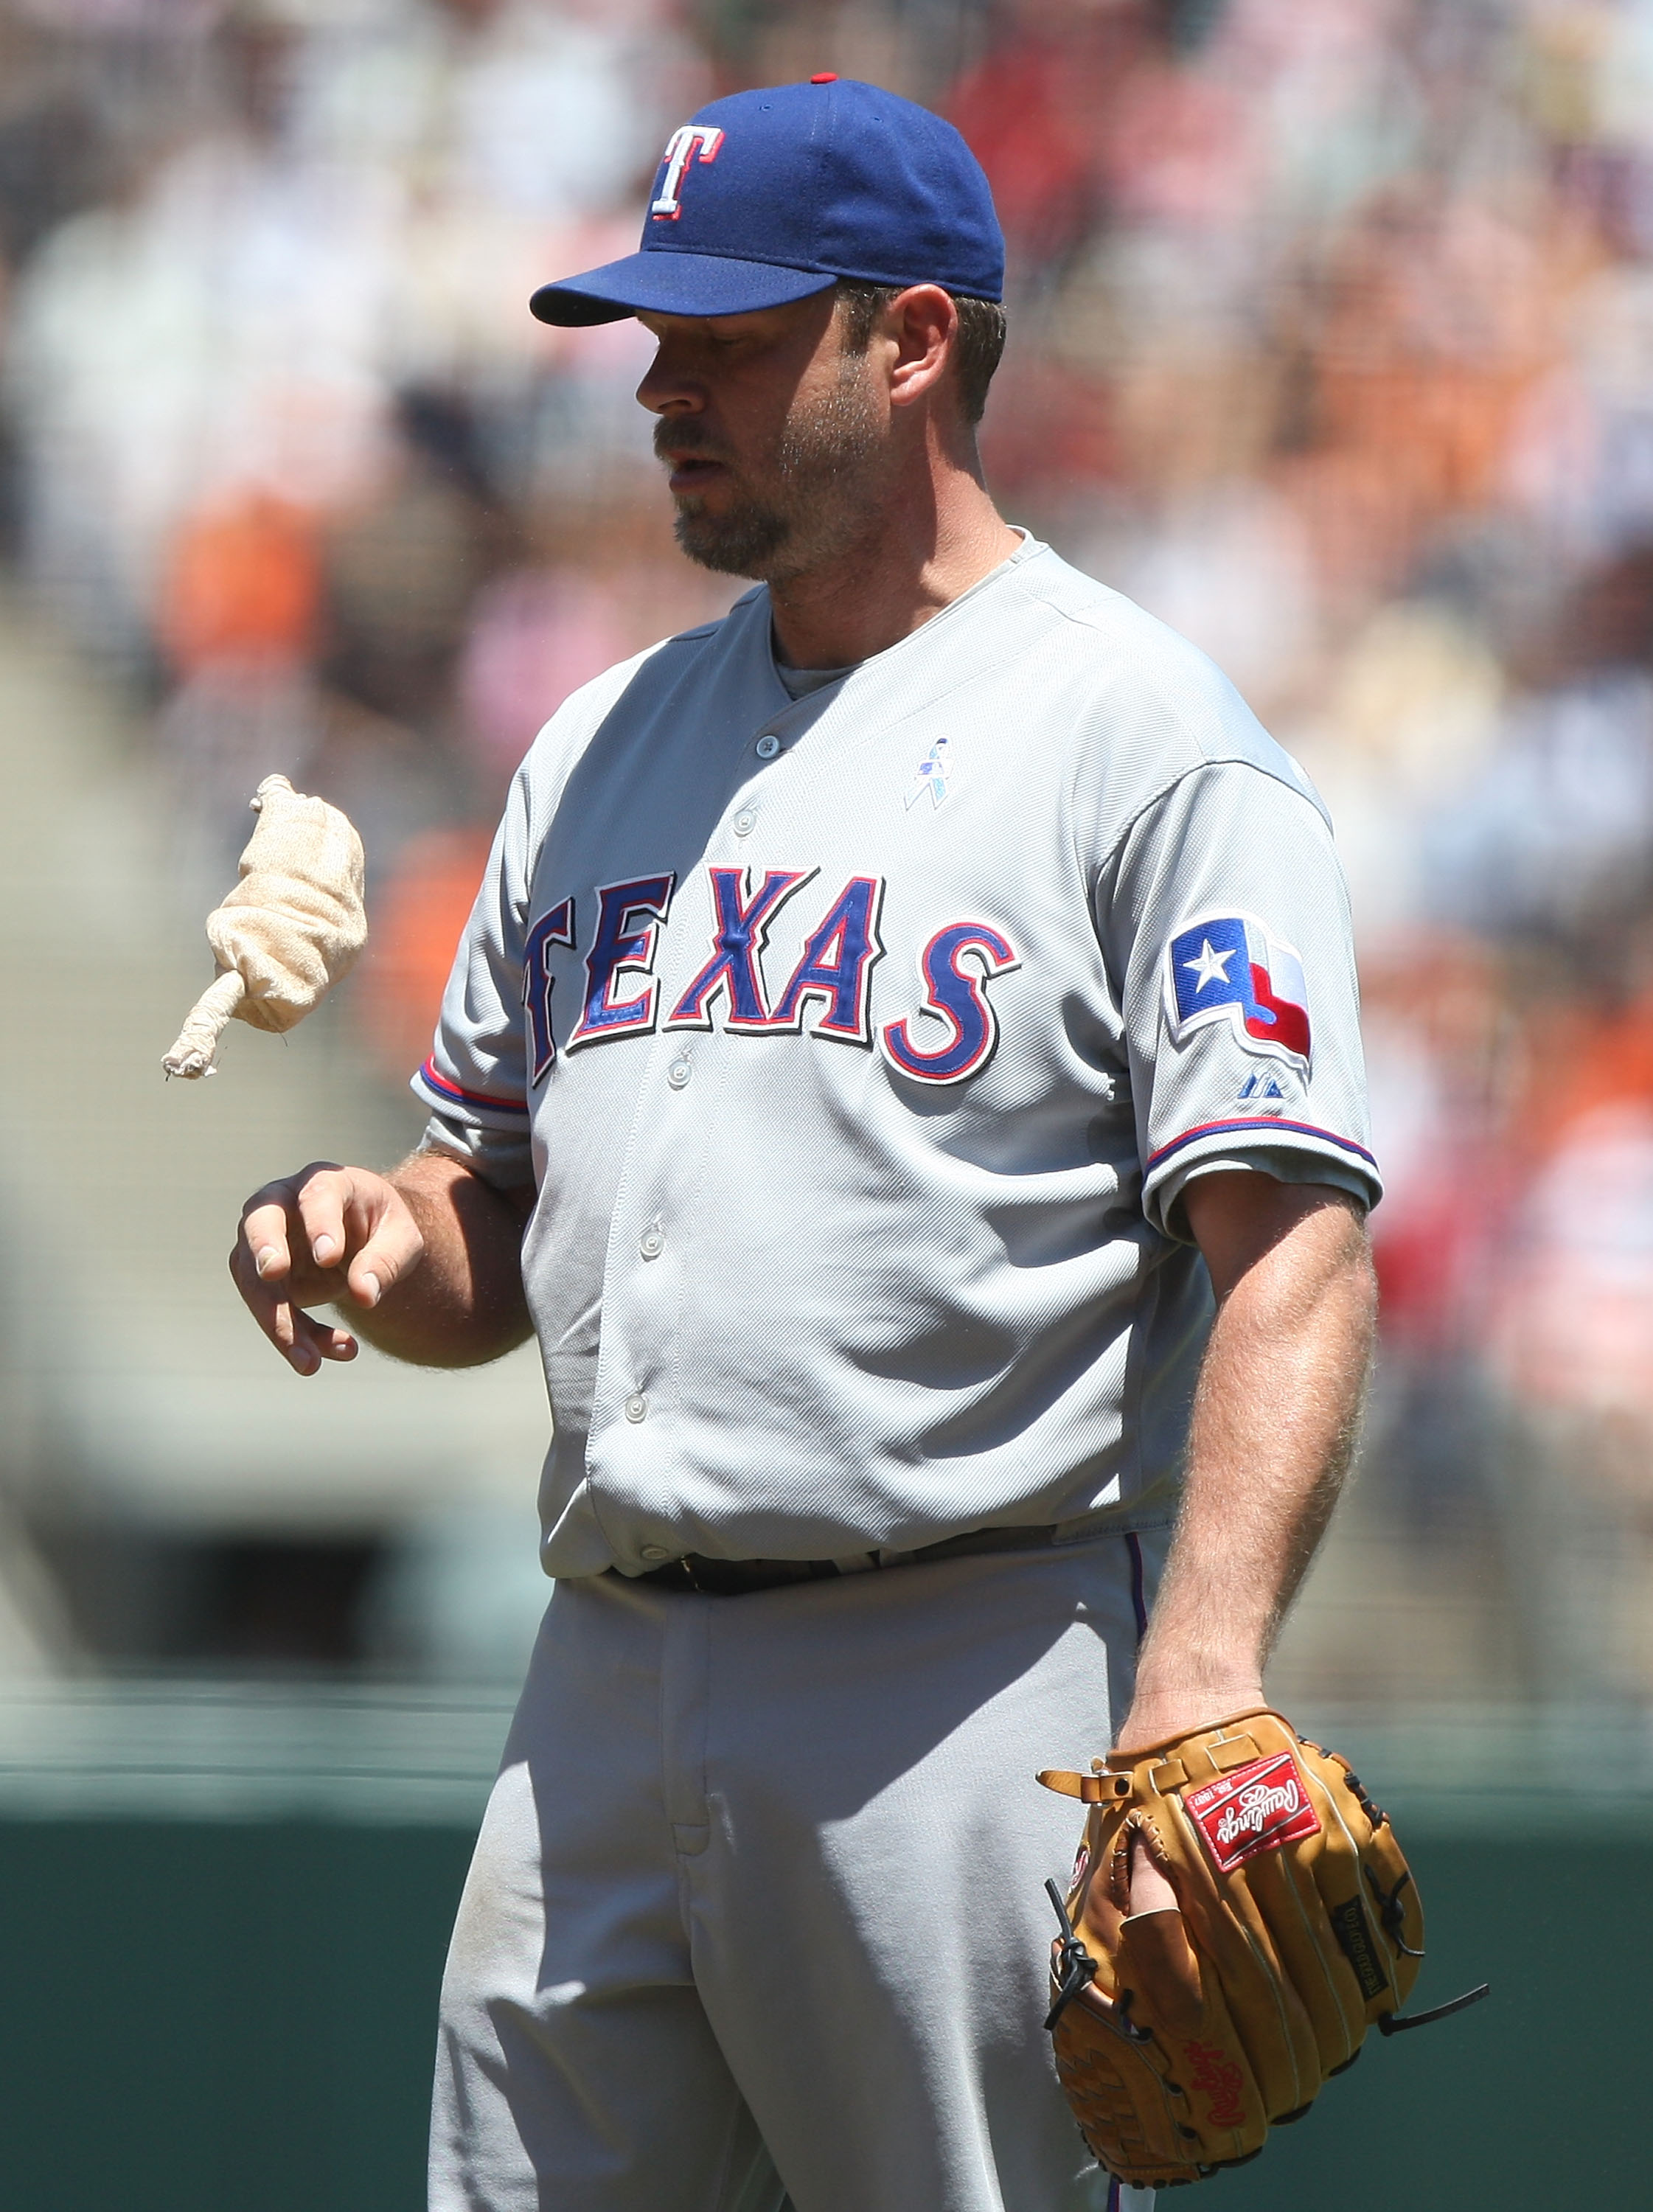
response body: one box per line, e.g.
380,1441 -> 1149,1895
1096,759 -> 1381,1239
409,767 -> 536,1192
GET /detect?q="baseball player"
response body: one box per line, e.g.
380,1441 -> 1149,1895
231,79 -> 1379,2212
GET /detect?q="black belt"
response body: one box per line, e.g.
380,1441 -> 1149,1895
624,1522 -> 1076,1596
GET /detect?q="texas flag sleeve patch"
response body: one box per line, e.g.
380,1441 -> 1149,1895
1165,914 -> 1312,1068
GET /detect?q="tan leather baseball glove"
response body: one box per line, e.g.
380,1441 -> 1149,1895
1037,1708 -> 1486,2189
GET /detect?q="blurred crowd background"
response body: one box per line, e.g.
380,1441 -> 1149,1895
4,0 -> 1653,1711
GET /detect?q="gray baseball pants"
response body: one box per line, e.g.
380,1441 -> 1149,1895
429,1528 -> 1165,2212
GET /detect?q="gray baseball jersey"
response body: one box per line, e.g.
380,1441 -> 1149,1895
413,534 -> 1379,1577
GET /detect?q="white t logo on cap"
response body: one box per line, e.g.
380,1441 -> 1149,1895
650,125 -> 726,221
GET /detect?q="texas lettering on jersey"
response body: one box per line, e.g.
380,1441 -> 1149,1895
521,864 -> 1020,1087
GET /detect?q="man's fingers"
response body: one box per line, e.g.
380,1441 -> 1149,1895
228,1251 -> 313,1372
1127,1833 -> 1179,1918
238,1166 -> 344,1279
257,1290 -> 356,1376
232,1163 -> 414,1360
344,1211 -> 425,1308
241,1194 -> 296,1281
274,1305 -> 357,1377
236,1166 -> 358,1300
229,1236 -> 359,1375
295,1172 -> 352,1270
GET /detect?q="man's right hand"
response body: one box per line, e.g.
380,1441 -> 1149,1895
231,1162 -> 427,1376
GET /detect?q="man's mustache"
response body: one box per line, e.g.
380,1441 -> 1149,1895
652,420 -> 735,467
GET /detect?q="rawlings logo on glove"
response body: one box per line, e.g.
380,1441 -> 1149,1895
1186,1751 -> 1319,1871
1183,2040 -> 1245,2129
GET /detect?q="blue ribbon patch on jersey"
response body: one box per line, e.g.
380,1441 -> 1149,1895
1166,914 -> 1311,1066
904,737 -> 951,811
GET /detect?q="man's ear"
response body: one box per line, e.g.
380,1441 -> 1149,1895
886,285 -> 960,412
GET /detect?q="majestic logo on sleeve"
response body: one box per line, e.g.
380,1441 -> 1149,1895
650,124 -> 725,219
1183,1751 -> 1320,1874
1166,914 -> 1311,1068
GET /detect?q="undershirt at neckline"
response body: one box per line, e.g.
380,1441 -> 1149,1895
773,653 -> 860,700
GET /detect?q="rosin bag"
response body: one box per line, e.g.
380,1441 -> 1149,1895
1036,1708 -> 1488,2188
162,774 -> 366,1079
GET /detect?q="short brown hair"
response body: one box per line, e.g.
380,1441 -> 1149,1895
834,279 -> 1007,427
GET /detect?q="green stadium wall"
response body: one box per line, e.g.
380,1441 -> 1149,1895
0,1814 -> 1628,2210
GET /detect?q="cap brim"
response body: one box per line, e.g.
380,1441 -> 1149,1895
530,251 -> 838,327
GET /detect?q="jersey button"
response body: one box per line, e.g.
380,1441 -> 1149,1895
667,1059 -> 692,1088
639,1544 -> 670,1562
624,1393 -> 648,1422
755,734 -> 782,759
733,808 -> 756,836
639,1228 -> 664,1259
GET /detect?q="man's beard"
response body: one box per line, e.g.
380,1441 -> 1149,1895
660,369 -> 885,583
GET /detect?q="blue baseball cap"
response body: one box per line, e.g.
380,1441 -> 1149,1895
530,76 -> 1003,327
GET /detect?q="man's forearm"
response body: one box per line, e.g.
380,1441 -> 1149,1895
1121,1184 -> 1377,1747
339,1151 -> 535,1368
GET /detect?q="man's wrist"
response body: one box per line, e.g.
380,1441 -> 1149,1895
1114,1677 -> 1267,1755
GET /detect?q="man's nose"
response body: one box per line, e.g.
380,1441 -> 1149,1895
636,341 -> 705,417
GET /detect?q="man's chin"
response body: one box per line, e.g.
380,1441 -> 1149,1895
672,501 -> 791,580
